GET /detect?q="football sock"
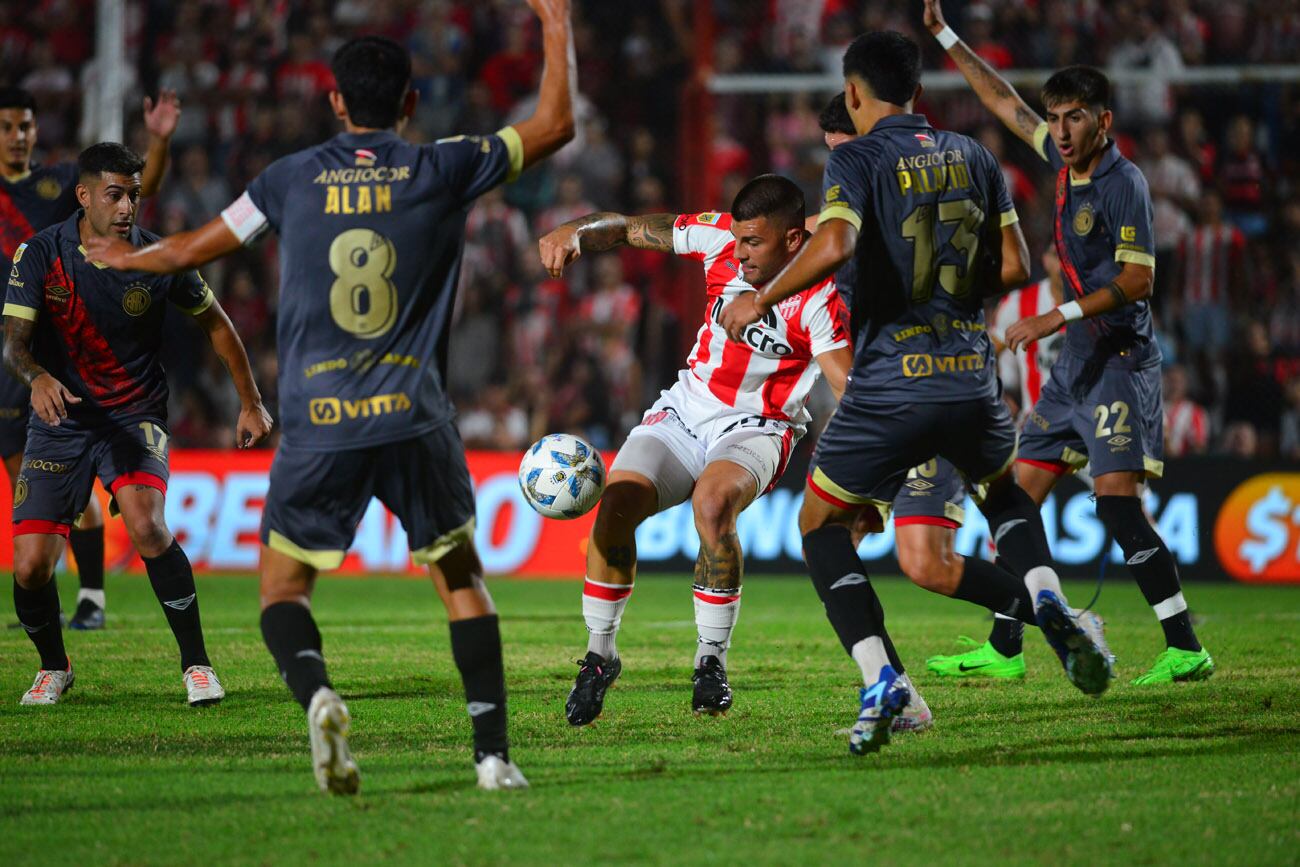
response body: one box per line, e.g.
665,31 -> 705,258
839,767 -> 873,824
69,526 -> 105,594
951,557 -> 1036,624
449,614 -> 509,762
260,601 -> 330,710
803,525 -> 892,683
1096,495 -> 1201,652
981,483 -> 1064,603
144,541 -> 210,671
13,578 -> 67,671
989,614 -> 1025,658
692,585 -> 740,668
582,577 -> 632,660
872,592 -> 906,673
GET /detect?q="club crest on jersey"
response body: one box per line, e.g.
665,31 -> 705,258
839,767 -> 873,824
354,149 -> 377,167
36,177 -> 62,200
13,476 -> 27,507
1073,203 -> 1095,237
914,132 -> 936,148
11,243 -> 25,264
777,295 -> 802,320
122,284 -> 152,316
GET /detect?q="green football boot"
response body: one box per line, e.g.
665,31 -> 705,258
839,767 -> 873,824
1131,646 -> 1215,685
925,637 -> 1026,679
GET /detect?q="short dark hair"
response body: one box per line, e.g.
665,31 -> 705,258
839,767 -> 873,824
331,36 -> 411,129
731,174 -> 805,231
841,31 -> 921,108
0,87 -> 36,113
818,93 -> 855,136
77,142 -> 145,181
1041,66 -> 1111,111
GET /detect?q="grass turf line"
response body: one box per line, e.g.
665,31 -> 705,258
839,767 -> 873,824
1,574 -> 1297,866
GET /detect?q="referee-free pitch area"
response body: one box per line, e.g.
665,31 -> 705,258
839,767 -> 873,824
1,574 -> 1296,866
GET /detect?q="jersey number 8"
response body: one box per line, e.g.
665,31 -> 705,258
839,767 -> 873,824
328,228 -> 399,339
900,198 -> 985,303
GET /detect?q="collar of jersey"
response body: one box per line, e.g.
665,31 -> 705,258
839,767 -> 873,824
1068,139 -> 1122,186
63,210 -> 140,268
336,129 -> 401,146
866,113 -> 931,135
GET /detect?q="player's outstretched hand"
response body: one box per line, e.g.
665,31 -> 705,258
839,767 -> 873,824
524,0 -> 571,23
922,0 -> 948,35
719,291 -> 763,342
81,236 -> 135,270
236,402 -> 274,449
1004,309 -> 1066,352
144,89 -> 181,140
538,226 -> 582,277
30,373 -> 80,426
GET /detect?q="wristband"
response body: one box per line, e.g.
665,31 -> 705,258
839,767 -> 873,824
1057,301 -> 1083,322
936,26 -> 959,49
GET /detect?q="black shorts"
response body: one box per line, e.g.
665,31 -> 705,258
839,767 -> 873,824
809,396 -> 1016,512
1019,351 -> 1164,479
885,457 -> 968,529
13,413 -> 170,537
0,405 -> 29,458
260,423 -> 476,570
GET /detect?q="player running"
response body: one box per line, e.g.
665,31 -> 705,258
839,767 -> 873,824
540,175 -> 944,728
85,1 -> 577,794
4,142 -> 271,707
1,86 -> 179,629
721,31 -> 1113,754
922,0 -> 1213,685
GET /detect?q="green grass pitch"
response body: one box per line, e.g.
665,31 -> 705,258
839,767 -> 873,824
1,573 -> 1297,865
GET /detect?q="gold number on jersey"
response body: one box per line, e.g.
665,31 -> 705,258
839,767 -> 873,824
900,198 -> 986,303
137,422 -> 170,458
327,229 -> 398,339
1093,401 -> 1132,438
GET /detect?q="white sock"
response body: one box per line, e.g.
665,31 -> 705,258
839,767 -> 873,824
582,578 -> 632,660
693,586 -> 741,668
1152,591 -> 1188,621
77,588 -> 106,609
1025,566 -> 1065,607
850,636 -> 891,686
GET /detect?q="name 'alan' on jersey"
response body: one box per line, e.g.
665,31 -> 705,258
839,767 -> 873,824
672,212 -> 849,425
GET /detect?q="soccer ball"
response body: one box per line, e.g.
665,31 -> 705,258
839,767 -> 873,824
518,433 -> 606,519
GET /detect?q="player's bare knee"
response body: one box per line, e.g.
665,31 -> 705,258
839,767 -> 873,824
593,482 -> 654,541
13,550 -> 56,590
125,518 -> 172,559
898,543 -> 959,595
691,488 -> 741,544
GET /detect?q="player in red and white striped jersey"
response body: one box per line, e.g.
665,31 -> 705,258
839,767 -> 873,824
1162,364 -> 1209,456
538,175 -> 851,724
1175,191 -> 1244,353
989,246 -> 1065,421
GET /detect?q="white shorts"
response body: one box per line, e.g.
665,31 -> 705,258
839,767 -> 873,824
610,376 -> 801,511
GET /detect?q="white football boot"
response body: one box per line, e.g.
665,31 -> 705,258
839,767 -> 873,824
475,754 -> 529,791
308,687 -> 360,795
891,673 -> 934,733
183,665 -> 226,707
20,660 -> 74,706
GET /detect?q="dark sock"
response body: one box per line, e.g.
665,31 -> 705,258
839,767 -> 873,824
143,540 -> 209,671
951,557 -> 1036,625
980,483 -> 1054,579
802,525 -> 889,658
868,591 -> 905,673
14,578 -> 68,670
449,615 -> 509,762
261,602 -> 331,710
988,617 -> 1025,657
69,526 -> 105,593
1096,496 -> 1200,651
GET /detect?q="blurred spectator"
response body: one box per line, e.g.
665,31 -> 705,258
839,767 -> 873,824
276,31 -> 335,103
1174,191 -> 1245,356
1163,365 -> 1210,457
1108,9 -> 1183,126
162,145 -> 233,230
460,384 -> 529,451
1223,322 -> 1286,456
1218,115 -> 1269,237
1139,126 -> 1199,281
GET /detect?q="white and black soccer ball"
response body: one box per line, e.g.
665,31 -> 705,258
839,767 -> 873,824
518,433 -> 606,520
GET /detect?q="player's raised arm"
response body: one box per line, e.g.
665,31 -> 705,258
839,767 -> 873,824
922,0 -> 1043,148
510,0 -> 577,172
81,215 -> 242,274
538,212 -> 675,277
139,89 -> 180,198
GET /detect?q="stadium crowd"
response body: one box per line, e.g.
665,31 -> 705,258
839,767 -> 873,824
4,0 -> 1298,459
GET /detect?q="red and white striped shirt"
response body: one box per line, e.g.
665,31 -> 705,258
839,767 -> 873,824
1178,224 -> 1244,306
673,212 -> 849,424
990,279 -> 1064,415
1163,399 -> 1209,457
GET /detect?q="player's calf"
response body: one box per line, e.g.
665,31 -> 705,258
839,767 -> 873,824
13,534 -> 71,686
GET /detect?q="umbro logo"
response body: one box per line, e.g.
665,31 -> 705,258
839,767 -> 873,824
830,573 -> 868,590
993,519 -> 1026,545
1108,435 -> 1132,448
907,479 -> 935,491
163,594 -> 196,611
1126,547 -> 1159,565
467,701 -> 497,717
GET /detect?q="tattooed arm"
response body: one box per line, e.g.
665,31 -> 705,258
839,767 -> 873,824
3,316 -> 80,425
538,212 -> 676,277
921,0 -> 1043,148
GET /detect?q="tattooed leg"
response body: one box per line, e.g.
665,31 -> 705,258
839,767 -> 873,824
691,462 -> 759,669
